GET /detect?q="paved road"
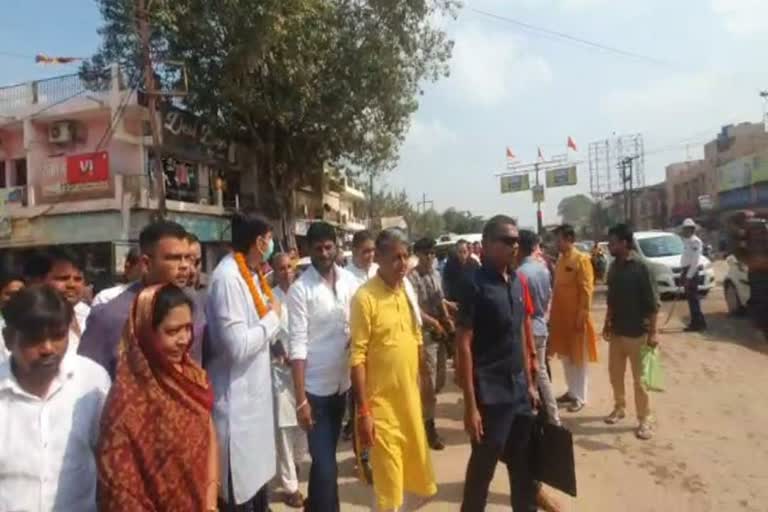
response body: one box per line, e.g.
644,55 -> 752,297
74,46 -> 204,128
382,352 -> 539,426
272,278 -> 768,511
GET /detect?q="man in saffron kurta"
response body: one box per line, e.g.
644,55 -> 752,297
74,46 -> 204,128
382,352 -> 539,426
548,224 -> 598,412
350,229 -> 436,511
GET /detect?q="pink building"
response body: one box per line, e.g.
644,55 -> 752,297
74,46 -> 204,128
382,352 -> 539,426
0,66 -> 244,282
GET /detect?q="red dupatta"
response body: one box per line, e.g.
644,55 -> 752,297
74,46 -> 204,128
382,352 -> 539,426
97,285 -> 219,511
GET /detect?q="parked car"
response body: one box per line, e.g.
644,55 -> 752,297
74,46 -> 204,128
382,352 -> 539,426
604,231 -> 716,299
723,254 -> 750,315
634,231 -> 716,299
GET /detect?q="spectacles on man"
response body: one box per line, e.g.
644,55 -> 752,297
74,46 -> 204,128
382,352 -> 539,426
495,236 -> 519,247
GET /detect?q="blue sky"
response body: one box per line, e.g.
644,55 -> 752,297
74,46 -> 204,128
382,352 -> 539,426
3,0 -> 768,228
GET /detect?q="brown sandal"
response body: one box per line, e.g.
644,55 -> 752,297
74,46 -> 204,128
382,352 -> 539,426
283,491 -> 304,509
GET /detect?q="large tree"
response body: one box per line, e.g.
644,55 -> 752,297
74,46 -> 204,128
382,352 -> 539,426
442,207 -> 485,234
558,194 -> 594,227
83,0 -> 457,244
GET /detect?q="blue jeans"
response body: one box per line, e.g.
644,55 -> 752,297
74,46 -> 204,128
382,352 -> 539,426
306,391 -> 346,512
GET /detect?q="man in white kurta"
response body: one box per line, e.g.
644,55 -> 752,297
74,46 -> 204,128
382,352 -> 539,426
270,253 -> 307,507
205,213 -> 281,511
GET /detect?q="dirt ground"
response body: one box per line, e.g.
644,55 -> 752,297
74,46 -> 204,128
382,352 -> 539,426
273,271 -> 768,511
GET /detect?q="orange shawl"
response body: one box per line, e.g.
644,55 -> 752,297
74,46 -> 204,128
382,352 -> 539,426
97,285 -> 219,511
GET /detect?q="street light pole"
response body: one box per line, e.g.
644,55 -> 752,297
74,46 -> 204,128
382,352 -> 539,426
534,162 -> 543,234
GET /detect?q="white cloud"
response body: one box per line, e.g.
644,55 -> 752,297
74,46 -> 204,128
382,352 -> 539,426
599,72 -> 758,137
446,26 -> 552,107
712,0 -> 768,37
401,118 -> 458,158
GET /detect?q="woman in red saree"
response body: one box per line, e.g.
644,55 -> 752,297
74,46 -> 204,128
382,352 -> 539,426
97,284 -> 219,511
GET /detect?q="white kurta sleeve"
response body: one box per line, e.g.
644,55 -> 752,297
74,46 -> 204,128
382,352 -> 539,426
287,282 -> 309,361
208,275 -> 280,362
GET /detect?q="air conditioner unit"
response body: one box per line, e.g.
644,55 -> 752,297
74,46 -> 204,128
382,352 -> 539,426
49,121 -> 74,144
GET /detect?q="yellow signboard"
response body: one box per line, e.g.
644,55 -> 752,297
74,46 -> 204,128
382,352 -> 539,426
545,165 -> 578,188
500,174 -> 530,193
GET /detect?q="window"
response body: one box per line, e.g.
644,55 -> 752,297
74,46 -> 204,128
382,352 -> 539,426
637,235 -> 684,258
13,159 -> 27,187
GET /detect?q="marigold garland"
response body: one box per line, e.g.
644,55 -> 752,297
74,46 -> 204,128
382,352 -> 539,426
234,252 -> 275,318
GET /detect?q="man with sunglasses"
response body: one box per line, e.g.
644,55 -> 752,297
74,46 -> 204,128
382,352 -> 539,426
456,215 -> 540,511
408,237 -> 453,451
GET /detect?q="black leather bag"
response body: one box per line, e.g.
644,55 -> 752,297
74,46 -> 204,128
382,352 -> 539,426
530,411 -> 577,497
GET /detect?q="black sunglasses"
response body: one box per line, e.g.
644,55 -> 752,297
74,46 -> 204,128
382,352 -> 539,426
495,236 -> 519,247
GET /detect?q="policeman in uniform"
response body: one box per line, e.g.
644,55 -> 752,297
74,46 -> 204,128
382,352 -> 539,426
680,218 -> 707,331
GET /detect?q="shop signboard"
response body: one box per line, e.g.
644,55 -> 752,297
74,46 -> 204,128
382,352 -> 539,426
545,165 -> 578,188
37,151 -> 113,203
698,194 -> 714,211
500,174 -> 530,193
162,107 -> 235,165
718,156 -> 753,192
718,186 -> 752,211
750,152 -> 768,184
0,188 -> 23,239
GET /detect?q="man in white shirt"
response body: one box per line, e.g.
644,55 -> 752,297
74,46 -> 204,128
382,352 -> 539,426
347,230 -> 378,286
288,222 -> 358,512
25,249 -> 90,355
680,218 -> 707,332
0,285 -> 111,512
91,248 -> 142,307
206,212 -> 282,512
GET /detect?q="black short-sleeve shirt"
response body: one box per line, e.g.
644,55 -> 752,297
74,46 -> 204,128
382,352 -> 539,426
458,265 -> 531,412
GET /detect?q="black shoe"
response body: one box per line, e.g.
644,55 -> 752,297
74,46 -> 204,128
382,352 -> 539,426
425,420 -> 445,451
684,324 -> 706,332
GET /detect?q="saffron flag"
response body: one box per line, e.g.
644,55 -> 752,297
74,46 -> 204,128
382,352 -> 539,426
35,54 -> 82,65
506,147 -> 516,160
567,136 -> 578,152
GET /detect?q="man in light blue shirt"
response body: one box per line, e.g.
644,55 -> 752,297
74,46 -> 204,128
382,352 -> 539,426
517,230 -> 560,425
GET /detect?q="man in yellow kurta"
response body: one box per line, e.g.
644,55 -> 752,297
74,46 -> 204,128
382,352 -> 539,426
350,229 -> 437,511
549,224 -> 598,412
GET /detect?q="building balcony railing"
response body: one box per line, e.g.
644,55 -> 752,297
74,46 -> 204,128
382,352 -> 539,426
0,69 -> 114,117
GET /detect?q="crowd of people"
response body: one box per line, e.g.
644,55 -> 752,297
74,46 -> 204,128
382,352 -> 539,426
0,209 -> 671,512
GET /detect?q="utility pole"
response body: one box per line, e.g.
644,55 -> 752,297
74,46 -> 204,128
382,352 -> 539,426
367,171 -> 375,230
534,162 -> 543,234
618,156 -> 639,226
417,193 -> 434,213
136,0 -> 166,219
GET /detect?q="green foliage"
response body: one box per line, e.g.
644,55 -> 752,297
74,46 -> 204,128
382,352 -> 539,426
411,209 -> 445,239
558,194 -> 594,226
84,0 -> 458,242
442,207 -> 485,234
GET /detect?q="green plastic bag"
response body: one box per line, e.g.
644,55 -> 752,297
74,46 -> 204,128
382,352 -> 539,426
640,345 -> 664,392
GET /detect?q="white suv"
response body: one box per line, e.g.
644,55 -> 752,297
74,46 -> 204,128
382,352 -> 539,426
633,231 -> 716,298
